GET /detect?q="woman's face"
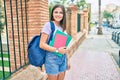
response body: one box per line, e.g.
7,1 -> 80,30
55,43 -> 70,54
53,7 -> 63,22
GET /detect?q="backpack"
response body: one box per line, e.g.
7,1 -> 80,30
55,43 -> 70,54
28,21 -> 55,67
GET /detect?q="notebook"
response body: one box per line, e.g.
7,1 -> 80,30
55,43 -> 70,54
54,34 -> 67,48
49,30 -> 72,57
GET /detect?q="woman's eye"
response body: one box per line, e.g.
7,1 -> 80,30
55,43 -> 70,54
60,12 -> 63,14
54,11 -> 63,14
55,11 -> 58,14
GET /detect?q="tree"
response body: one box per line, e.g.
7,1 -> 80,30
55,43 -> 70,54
76,0 -> 86,9
103,10 -> 113,22
97,0 -> 103,34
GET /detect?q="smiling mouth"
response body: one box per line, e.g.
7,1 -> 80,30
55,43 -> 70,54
56,16 -> 62,19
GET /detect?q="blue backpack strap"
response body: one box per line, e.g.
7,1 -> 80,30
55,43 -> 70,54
48,21 -> 55,44
50,21 -> 55,33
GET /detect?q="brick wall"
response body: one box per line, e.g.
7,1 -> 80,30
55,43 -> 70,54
6,0 -> 49,71
66,4 -> 89,37
27,0 -> 49,40
66,4 -> 89,57
83,9 -> 89,35
67,5 -> 78,37
66,8 -> 71,35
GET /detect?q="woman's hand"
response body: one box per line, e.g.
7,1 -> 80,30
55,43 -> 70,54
58,47 -> 67,54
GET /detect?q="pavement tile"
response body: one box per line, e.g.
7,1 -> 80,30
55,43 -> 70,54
65,51 -> 120,80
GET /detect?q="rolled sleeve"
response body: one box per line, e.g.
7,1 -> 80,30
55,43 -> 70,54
41,22 -> 51,35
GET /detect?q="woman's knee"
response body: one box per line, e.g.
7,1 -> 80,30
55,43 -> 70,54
58,72 -> 65,80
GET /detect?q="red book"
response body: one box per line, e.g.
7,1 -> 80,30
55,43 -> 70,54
54,34 -> 67,48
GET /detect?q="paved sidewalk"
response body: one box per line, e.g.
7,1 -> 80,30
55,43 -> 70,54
65,51 -> 120,80
65,29 -> 120,80
10,65 -> 47,80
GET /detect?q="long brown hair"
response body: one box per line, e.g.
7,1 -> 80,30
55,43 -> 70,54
50,4 -> 66,31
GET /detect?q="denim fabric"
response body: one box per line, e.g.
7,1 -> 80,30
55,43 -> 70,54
45,52 -> 67,76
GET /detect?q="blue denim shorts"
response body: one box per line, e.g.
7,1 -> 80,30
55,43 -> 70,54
44,52 -> 67,76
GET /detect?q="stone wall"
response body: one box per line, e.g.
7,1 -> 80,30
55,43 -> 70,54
66,4 -> 89,57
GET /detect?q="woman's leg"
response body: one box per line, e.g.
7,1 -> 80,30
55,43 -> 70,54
47,72 -> 66,80
57,72 -> 66,80
47,74 -> 58,80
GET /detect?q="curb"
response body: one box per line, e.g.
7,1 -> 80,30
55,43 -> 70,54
109,52 -> 120,74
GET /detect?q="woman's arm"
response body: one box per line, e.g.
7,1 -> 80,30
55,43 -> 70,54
40,33 -> 56,52
66,49 -> 71,70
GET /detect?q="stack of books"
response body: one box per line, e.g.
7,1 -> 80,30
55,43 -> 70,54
49,30 -> 72,57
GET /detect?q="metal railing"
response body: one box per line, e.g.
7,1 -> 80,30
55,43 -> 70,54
0,0 -> 28,79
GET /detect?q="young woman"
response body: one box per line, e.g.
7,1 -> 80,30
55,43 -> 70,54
40,4 -> 70,80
